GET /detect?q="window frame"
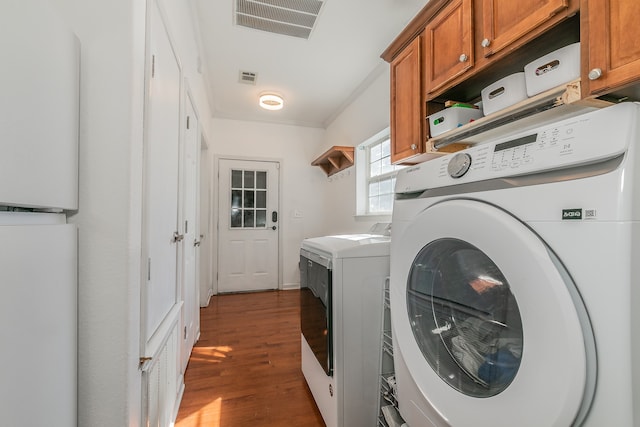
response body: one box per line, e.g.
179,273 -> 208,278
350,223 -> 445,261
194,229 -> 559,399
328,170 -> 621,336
355,127 -> 404,217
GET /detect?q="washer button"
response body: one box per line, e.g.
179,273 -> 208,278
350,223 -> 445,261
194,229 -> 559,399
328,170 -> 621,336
448,152 -> 472,178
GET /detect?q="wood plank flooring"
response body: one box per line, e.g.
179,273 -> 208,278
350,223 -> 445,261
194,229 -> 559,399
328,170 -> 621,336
175,290 -> 325,427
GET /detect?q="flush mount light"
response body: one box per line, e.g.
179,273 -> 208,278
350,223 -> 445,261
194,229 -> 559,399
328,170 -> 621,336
259,93 -> 284,111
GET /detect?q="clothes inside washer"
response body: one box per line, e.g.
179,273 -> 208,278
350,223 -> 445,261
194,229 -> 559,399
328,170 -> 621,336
449,317 -> 522,387
478,348 -> 521,385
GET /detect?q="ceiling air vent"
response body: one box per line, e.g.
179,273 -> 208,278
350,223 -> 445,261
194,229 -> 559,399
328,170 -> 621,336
239,70 -> 257,85
235,0 -> 325,40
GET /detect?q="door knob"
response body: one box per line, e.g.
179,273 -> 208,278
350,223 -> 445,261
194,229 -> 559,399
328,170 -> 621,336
481,38 -> 491,48
272,226 -> 277,230
459,53 -> 469,62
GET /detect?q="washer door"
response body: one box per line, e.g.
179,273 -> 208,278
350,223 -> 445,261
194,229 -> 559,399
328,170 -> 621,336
391,199 -> 595,427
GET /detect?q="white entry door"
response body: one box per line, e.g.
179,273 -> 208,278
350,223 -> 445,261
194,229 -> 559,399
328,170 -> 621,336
217,158 -> 280,293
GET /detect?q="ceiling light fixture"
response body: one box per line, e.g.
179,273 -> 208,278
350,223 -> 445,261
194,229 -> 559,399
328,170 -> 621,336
259,93 -> 284,111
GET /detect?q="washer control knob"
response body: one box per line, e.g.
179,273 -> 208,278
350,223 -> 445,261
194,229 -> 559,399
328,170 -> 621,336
448,152 -> 472,178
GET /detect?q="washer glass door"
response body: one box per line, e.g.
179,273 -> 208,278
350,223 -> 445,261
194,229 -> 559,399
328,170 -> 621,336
407,238 -> 523,397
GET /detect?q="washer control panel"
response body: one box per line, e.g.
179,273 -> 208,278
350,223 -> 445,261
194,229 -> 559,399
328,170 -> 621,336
396,102 -> 637,194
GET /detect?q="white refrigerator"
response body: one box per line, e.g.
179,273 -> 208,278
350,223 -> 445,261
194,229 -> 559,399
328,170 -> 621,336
0,1 -> 79,425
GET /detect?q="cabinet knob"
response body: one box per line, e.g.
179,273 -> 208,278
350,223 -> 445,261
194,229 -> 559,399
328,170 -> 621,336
481,38 -> 491,48
588,68 -> 603,80
459,53 -> 469,63
411,143 -> 417,150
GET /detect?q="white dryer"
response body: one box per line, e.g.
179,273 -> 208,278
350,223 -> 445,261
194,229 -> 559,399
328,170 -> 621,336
300,232 -> 391,427
390,102 -> 640,427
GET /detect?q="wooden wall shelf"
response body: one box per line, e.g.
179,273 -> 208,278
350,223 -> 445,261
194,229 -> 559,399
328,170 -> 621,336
311,145 -> 355,176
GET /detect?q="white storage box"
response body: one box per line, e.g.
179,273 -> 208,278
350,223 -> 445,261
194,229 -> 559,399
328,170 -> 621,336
428,106 -> 483,137
481,72 -> 528,116
524,42 -> 580,97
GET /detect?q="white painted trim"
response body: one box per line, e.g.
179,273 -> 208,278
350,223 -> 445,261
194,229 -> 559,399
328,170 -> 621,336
142,302 -> 183,361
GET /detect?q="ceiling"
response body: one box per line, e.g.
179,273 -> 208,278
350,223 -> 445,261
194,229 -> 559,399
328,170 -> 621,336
191,0 -> 430,128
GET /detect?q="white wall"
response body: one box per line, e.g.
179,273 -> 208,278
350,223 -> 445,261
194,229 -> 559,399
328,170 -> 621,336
211,119 -> 326,288
51,0 -> 213,425
51,0 -> 146,425
319,63 -> 393,234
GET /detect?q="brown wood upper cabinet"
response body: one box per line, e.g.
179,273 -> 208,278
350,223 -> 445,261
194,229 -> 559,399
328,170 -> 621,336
584,0 -> 640,96
425,0 -> 474,94
480,0 -> 570,57
390,36 -> 424,164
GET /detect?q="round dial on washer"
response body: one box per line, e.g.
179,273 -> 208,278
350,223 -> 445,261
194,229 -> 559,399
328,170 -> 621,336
448,152 -> 472,178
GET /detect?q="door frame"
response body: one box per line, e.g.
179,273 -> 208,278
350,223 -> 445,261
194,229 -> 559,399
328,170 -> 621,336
213,154 -> 283,294
199,133 -> 213,306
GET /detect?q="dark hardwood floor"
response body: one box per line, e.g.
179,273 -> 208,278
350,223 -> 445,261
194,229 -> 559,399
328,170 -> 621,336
175,290 -> 325,427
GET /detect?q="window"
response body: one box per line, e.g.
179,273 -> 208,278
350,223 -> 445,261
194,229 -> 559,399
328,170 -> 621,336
356,128 -> 404,215
230,169 -> 268,228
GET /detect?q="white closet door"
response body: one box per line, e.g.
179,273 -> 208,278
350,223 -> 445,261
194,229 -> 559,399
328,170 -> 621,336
143,0 -> 182,342
180,90 -> 200,373
0,215 -> 77,426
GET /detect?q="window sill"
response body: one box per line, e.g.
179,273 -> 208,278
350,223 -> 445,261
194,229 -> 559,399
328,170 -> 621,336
354,213 -> 392,221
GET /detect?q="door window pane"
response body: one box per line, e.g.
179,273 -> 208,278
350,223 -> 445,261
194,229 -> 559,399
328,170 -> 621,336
243,210 -> 255,228
244,190 -> 255,208
231,170 -> 243,188
231,208 -> 242,228
256,171 -> 267,189
407,238 -> 523,398
244,171 -> 254,189
256,191 -> 266,209
229,169 -> 268,229
256,210 -> 267,227
231,190 -> 242,208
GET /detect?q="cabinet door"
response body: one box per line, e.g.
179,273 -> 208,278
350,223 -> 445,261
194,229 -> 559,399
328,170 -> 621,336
390,36 -> 424,164
481,0 -> 569,57
424,0 -> 474,94
585,0 -> 640,95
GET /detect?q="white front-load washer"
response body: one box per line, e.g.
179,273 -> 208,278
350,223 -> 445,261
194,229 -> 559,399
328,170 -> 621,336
390,102 -> 640,427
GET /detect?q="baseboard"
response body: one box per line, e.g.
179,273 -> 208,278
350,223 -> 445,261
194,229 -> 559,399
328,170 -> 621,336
200,288 -> 214,307
172,376 -> 185,424
281,282 -> 300,290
